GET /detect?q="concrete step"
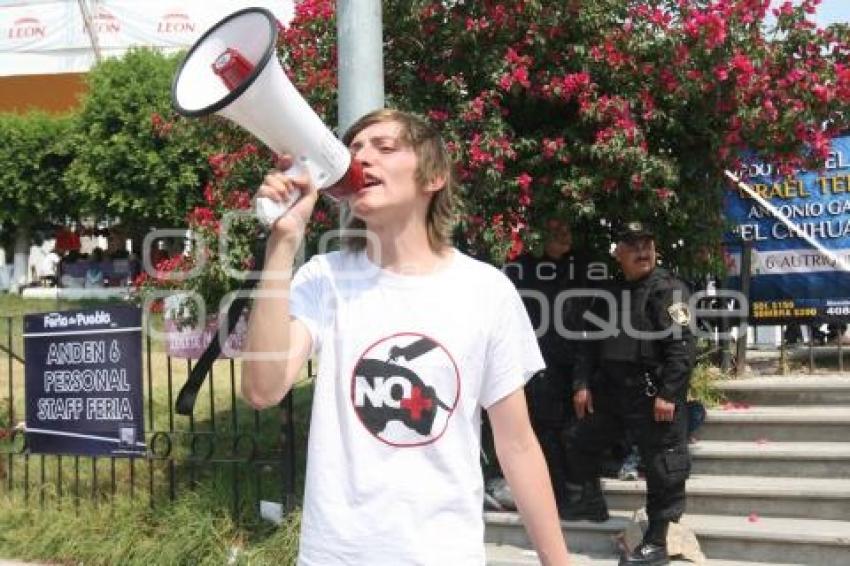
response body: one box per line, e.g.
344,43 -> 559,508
698,405 -> 850,442
485,543 -> 805,565
484,543 -> 774,565
485,510 -> 850,564
715,375 -> 850,406
690,440 -> 850,478
601,475 -> 850,521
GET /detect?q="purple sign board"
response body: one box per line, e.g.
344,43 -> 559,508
24,306 -> 145,456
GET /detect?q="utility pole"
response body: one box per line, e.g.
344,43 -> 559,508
77,0 -> 103,64
335,0 -> 384,229
336,0 -> 384,135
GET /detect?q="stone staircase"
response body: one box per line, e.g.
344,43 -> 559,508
485,373 -> 850,565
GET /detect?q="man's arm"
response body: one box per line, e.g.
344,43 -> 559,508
241,163 -> 319,409
488,389 -> 570,566
652,280 -> 696,404
571,292 -> 606,418
240,255 -> 313,409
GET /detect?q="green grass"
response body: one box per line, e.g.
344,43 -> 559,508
1,293 -> 312,564
0,488 -> 301,565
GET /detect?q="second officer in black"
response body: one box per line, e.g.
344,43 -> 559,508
565,221 -> 695,566
506,215 -> 588,518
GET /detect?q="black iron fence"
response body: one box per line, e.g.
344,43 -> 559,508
0,314 -> 310,522
2,295 -> 845,519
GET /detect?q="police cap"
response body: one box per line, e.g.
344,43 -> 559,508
615,220 -> 654,242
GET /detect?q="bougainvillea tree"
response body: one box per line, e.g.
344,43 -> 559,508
278,0 -> 850,273
142,0 -> 850,312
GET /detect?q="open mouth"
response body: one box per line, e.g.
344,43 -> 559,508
361,173 -> 382,189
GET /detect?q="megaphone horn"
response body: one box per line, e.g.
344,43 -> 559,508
171,7 -> 364,226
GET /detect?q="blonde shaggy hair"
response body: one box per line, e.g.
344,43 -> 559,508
340,109 -> 457,252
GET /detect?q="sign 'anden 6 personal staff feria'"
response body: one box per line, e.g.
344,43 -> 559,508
23,306 -> 145,456
725,135 -> 850,323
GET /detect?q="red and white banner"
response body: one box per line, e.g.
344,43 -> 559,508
0,0 -> 295,77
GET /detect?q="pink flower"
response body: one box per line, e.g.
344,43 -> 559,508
774,1 -> 794,17
516,172 -> 533,192
188,207 -> 217,230
427,109 -> 450,122
630,174 -> 643,190
208,153 -> 227,177
560,72 -> 591,99
226,190 -> 252,210
499,73 -> 514,91
812,84 -> 831,103
762,98 -> 778,120
659,69 -> 679,93
541,137 -> 565,159
507,231 -> 524,260
512,66 -> 531,88
203,183 -> 216,206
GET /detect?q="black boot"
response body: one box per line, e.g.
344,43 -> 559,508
558,479 -> 609,522
618,541 -> 669,566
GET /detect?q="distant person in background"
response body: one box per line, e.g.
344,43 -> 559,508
55,226 -> 81,255
39,241 -> 61,287
85,248 -> 105,288
107,231 -> 130,259
827,323 -> 848,344
0,245 -> 8,291
27,241 -> 46,286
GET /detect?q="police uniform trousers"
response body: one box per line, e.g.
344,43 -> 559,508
526,369 -> 577,505
565,378 -> 690,522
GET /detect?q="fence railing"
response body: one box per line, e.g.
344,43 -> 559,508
0,313 -> 310,522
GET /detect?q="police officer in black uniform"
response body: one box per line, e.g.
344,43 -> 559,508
506,215 -> 588,518
565,221 -> 695,566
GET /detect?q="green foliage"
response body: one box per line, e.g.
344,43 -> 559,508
63,48 -> 215,234
688,363 -> 726,407
0,111 -> 76,228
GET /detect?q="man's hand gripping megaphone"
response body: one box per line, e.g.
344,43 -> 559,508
257,155 -> 320,239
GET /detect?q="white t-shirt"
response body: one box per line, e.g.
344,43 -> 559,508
290,249 -> 544,565
39,252 -> 60,278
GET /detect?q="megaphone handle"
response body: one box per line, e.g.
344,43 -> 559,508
254,160 -> 310,227
255,193 -> 299,227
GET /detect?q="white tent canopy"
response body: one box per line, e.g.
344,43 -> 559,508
0,0 -> 294,77
0,0 -> 295,292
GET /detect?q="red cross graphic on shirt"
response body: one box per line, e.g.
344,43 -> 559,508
400,385 -> 433,421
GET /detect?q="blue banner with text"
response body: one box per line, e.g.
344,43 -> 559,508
724,136 -> 850,323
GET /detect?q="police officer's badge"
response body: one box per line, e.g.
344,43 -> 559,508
667,302 -> 691,326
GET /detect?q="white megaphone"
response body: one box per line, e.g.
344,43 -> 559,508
171,7 -> 364,226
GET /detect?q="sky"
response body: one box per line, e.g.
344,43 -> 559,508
812,0 -> 849,26
769,0 -> 850,26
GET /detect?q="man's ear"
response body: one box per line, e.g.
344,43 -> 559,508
424,175 -> 446,194
613,243 -> 624,262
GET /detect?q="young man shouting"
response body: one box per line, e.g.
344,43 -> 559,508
242,109 -> 571,565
